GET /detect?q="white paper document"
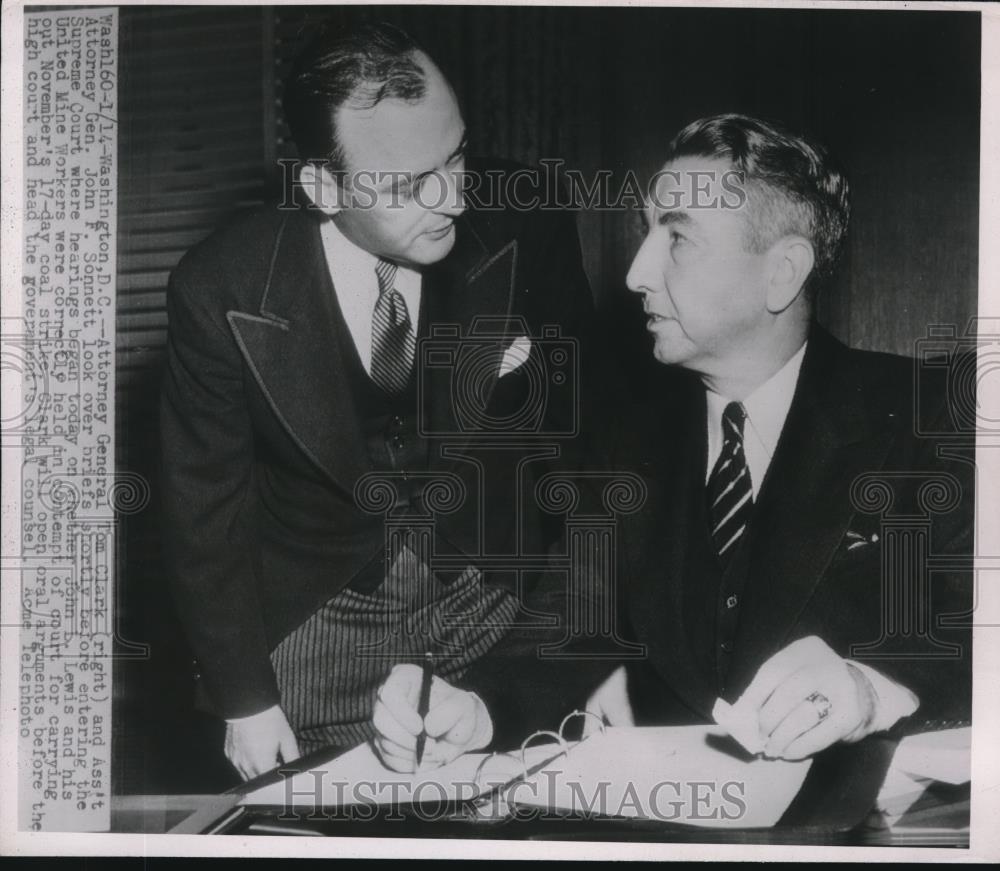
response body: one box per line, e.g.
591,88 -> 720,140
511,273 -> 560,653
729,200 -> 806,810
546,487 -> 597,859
875,727 -> 972,824
509,726 -> 812,828
712,698 -> 766,755
890,727 -> 971,785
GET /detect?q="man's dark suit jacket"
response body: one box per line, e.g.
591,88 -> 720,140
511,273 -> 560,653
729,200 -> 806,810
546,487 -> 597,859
466,324 -> 974,750
160,163 -> 593,720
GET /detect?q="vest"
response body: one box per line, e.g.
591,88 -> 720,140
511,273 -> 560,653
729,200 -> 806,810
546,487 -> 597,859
682,490 -> 755,699
322,279 -> 434,591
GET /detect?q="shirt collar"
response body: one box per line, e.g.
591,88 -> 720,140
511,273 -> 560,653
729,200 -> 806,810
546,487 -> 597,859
706,340 -> 808,464
743,341 -> 807,457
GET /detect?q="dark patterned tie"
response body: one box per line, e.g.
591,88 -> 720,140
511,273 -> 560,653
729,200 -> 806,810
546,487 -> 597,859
371,258 -> 416,393
708,401 -> 753,565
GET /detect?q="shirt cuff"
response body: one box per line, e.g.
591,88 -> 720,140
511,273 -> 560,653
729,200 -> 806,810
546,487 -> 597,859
846,661 -> 919,734
226,703 -> 282,726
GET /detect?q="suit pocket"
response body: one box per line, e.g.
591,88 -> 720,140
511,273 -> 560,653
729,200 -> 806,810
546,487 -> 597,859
828,529 -> 882,574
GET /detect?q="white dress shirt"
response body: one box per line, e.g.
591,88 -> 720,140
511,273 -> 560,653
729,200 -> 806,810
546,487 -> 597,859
703,341 -> 918,734
319,216 -> 422,374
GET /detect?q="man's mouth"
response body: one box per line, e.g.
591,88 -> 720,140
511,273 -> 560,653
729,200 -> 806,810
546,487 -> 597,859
425,223 -> 454,239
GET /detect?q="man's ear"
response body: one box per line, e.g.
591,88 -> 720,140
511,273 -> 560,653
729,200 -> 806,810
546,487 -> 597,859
298,162 -> 344,216
765,235 -> 815,314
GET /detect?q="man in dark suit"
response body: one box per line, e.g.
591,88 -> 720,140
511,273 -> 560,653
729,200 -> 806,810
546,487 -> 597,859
373,114 -> 973,771
160,22 -> 592,779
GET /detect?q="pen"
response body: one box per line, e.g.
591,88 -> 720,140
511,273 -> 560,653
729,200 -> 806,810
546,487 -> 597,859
414,651 -> 434,770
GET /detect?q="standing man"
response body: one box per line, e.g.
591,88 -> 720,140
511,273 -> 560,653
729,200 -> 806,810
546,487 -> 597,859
374,114 -> 973,770
160,21 -> 592,779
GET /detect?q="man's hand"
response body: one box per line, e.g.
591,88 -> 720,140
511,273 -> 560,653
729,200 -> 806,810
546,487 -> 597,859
372,664 -> 493,772
583,665 -> 635,737
737,636 -> 879,760
225,705 -> 300,781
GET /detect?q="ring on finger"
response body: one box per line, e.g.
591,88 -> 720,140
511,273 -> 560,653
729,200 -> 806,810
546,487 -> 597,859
805,690 -> 832,722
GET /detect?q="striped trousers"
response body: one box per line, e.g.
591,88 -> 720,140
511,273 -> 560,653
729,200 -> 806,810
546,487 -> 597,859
270,547 -> 519,755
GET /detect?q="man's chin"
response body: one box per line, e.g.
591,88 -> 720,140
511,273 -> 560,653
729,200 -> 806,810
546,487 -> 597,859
651,338 -> 692,367
406,228 -> 457,267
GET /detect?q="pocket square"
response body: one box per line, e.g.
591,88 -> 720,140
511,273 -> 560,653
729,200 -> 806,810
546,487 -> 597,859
844,529 -> 880,552
499,335 -> 532,377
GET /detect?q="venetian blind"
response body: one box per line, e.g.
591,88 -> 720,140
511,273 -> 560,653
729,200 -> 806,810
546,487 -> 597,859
116,5 -> 273,399
114,5 -> 275,795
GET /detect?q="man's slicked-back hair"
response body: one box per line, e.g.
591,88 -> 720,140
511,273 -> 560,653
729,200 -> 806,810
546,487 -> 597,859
666,113 -> 850,290
283,21 -> 428,168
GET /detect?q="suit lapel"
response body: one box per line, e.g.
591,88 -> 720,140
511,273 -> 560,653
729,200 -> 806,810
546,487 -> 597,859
421,214 -> 518,467
627,372 -> 718,716
728,327 -> 898,691
226,209 -> 370,493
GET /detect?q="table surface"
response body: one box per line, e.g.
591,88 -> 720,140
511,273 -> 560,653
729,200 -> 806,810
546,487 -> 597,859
108,789 -> 970,846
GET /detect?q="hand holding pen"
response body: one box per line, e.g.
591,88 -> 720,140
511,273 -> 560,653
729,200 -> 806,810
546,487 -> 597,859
372,659 -> 494,773
414,651 -> 435,768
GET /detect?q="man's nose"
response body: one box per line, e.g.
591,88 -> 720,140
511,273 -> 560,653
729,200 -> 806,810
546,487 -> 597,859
626,237 -> 654,295
433,168 -> 467,217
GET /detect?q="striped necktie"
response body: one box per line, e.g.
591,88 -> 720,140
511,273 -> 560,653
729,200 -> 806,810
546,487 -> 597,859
708,401 -> 753,565
371,258 -> 416,394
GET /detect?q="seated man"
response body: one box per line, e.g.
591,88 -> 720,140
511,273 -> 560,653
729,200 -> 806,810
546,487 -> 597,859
372,113 -> 974,771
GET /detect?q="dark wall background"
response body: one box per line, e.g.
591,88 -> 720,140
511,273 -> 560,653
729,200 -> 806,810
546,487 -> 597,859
112,5 -> 980,794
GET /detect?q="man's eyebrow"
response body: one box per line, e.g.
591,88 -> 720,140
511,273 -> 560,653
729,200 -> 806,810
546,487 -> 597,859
377,171 -> 414,192
656,210 -> 693,227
